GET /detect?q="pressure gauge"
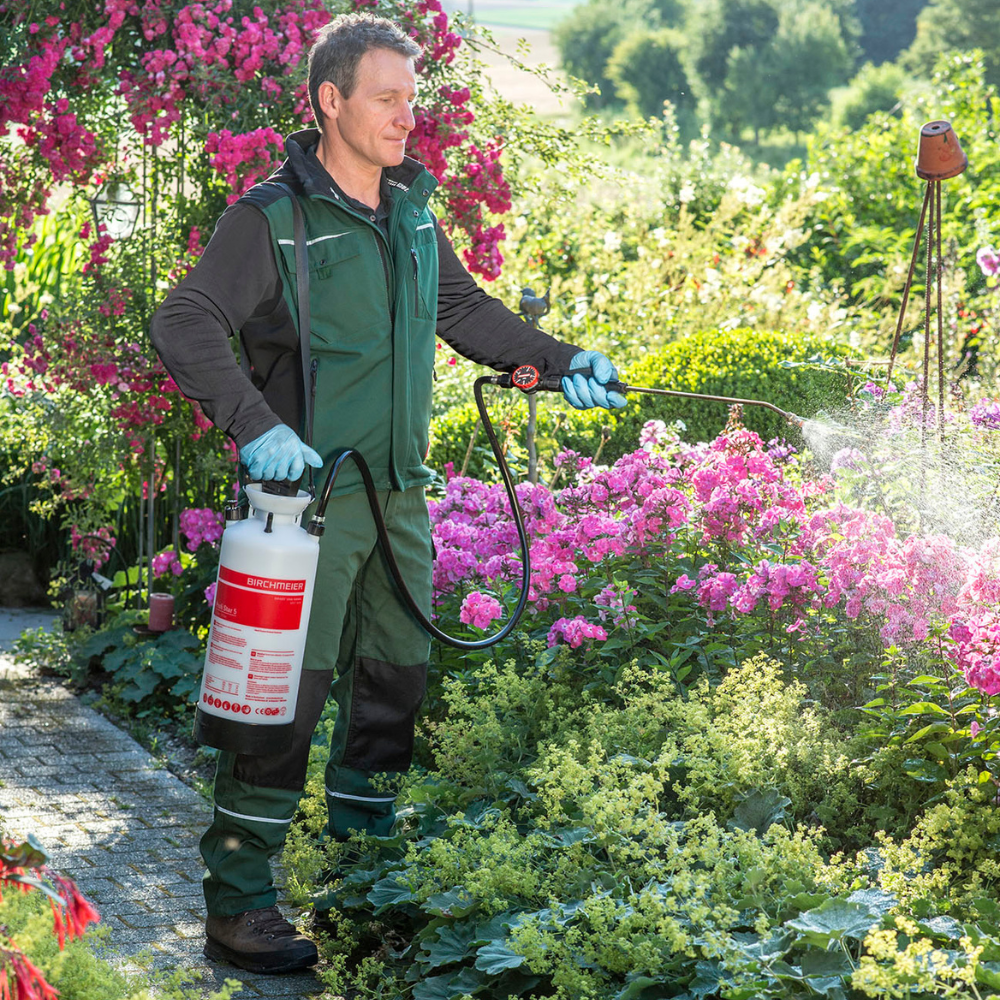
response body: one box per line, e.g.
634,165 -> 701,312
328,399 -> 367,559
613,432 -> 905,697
510,364 -> 540,391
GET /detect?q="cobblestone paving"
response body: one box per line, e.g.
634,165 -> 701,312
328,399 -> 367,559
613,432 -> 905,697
0,609 -> 328,999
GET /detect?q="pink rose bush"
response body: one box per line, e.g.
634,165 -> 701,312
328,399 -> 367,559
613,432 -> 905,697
1,0 -> 512,276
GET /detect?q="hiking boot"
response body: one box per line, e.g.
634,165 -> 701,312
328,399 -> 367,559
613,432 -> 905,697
204,905 -> 318,974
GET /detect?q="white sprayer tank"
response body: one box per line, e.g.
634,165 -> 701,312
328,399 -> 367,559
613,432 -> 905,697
193,484 -> 319,755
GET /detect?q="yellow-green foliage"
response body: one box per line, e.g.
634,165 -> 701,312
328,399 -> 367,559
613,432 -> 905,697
520,655 -> 863,839
852,915 -> 986,999
867,768 -> 1000,910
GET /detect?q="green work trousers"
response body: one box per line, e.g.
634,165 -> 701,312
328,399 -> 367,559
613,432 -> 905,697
200,487 -> 432,917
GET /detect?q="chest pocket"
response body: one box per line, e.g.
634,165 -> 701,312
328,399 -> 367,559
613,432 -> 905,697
411,222 -> 437,321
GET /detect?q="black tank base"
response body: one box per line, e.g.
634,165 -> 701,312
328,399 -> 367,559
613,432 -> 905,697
194,708 -> 294,756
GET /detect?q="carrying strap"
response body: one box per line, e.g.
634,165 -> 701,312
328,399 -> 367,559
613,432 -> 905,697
273,182 -> 314,450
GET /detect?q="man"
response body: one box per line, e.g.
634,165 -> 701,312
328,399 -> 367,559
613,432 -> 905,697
150,12 -> 625,975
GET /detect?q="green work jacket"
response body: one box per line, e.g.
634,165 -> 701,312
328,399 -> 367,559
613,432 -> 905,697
244,131 -> 440,496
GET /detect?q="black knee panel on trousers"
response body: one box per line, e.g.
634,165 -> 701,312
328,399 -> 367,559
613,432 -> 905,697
342,658 -> 427,773
233,668 -> 334,790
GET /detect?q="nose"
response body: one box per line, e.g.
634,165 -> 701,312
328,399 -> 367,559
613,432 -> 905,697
398,101 -> 415,132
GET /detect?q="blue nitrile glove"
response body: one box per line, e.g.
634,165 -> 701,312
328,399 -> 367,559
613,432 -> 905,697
561,350 -> 628,410
239,424 -> 323,482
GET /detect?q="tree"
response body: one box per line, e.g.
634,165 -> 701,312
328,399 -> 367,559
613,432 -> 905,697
606,27 -> 694,122
771,1 -> 853,137
553,0 -> 632,109
683,0 -> 779,137
854,0 -> 927,65
903,0 -> 1000,88
829,61 -> 909,131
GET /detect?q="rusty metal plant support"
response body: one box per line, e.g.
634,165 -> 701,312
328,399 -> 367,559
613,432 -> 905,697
885,120 -> 968,445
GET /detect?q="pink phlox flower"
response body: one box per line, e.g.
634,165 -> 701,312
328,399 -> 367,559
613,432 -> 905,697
460,590 -> 503,629
547,615 -> 608,649
970,398 -> 1000,430
152,548 -> 182,578
698,569 -> 739,612
179,507 -> 224,551
205,581 -> 217,606
595,583 -> 638,628
830,447 -> 867,474
977,245 -> 1000,277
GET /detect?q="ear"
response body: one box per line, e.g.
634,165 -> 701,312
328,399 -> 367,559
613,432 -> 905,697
317,80 -> 342,126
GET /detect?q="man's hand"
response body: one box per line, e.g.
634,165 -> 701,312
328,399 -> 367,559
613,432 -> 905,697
561,350 -> 628,410
239,425 -> 323,482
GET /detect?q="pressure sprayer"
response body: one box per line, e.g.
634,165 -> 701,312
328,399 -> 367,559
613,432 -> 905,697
193,365 -> 806,754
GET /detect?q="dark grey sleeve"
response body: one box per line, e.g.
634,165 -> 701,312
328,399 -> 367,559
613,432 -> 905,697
149,204 -> 284,448
434,223 -> 580,374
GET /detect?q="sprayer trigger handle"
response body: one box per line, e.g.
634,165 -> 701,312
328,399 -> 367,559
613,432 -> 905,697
562,368 -> 628,396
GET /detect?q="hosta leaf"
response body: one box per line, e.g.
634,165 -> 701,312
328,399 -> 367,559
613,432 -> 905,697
846,888 -> 897,918
474,939 -> 525,974
367,876 -> 415,914
728,787 -> 791,834
786,898 -> 877,946
422,886 -> 477,918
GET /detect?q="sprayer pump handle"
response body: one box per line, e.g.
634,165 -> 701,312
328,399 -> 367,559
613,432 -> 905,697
260,479 -> 299,497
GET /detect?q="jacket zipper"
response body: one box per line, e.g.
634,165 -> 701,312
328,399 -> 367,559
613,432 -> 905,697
411,248 -> 419,318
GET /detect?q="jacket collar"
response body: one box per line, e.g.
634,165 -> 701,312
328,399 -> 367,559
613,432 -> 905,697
278,128 -> 435,202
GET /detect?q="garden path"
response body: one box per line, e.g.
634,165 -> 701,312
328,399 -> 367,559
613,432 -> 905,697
0,608 -> 329,1000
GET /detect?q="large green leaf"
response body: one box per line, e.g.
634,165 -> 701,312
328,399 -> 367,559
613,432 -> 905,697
727,787 -> 791,834
474,939 -> 525,974
786,899 -> 878,946
411,968 -> 485,1000
422,886 -> 477,918
367,876 -> 415,914
421,922 -> 479,971
615,978 -> 678,1000
846,888 -> 897,919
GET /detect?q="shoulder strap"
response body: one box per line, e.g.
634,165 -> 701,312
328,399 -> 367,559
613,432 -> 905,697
271,182 -> 314,451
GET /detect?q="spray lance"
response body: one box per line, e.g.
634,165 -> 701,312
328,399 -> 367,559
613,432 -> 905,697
193,364 -> 807,755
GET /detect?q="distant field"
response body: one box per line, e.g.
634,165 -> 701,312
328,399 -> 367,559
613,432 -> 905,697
440,1 -> 574,115
441,0 -> 577,32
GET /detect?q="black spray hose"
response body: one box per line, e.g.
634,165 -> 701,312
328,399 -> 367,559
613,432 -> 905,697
306,375 -> 532,650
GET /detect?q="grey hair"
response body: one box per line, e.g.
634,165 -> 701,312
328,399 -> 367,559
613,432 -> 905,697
307,13 -> 421,128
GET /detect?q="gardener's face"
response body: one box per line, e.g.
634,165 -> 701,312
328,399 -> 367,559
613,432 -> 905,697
325,48 -> 416,170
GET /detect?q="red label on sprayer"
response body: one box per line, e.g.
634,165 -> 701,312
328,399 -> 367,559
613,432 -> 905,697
213,570 -> 306,631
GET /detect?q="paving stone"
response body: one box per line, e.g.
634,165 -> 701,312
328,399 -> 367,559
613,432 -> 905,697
0,640 -> 329,1000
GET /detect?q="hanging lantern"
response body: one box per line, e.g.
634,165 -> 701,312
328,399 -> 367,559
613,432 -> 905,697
89,180 -> 141,240
61,560 -> 114,632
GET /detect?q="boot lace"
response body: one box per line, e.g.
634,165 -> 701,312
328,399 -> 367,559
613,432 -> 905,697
244,906 -> 298,940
